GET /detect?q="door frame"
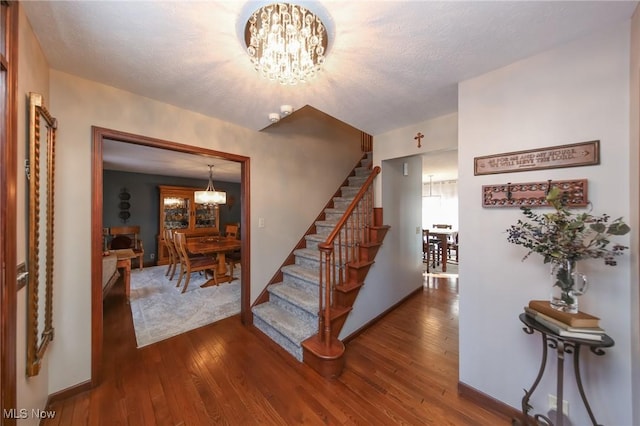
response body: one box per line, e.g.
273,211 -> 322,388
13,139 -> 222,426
1,1 -> 19,421
90,126 -> 251,384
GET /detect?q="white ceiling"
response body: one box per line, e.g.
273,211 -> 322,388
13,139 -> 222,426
422,149 -> 459,182
102,140 -> 242,182
22,1 -> 637,181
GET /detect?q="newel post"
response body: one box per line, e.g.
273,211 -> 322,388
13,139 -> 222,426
373,207 -> 383,227
318,243 -> 333,345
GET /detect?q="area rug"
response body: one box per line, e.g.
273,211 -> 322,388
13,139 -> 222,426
129,265 -> 241,348
423,260 -> 458,277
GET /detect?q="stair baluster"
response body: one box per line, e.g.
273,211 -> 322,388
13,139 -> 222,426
252,154 -> 388,378
315,166 -> 381,356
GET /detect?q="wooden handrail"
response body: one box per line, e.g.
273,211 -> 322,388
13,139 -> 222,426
316,166 -> 380,347
319,166 -> 380,251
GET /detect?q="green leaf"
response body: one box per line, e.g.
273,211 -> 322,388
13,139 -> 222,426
568,221 -> 584,230
608,222 -> 631,235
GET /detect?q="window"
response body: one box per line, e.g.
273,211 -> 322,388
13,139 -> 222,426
422,180 -> 458,230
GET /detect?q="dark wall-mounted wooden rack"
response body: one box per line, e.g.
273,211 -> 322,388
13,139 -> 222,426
482,179 -> 588,208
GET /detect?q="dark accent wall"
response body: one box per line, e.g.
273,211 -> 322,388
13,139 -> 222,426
103,169 -> 241,265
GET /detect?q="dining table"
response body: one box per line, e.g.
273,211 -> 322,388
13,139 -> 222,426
186,237 -> 241,287
427,229 -> 457,272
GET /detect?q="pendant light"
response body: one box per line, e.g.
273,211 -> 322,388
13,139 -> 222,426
426,175 -> 441,199
194,165 -> 226,205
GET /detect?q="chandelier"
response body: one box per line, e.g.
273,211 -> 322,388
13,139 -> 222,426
245,3 -> 328,85
194,165 -> 226,205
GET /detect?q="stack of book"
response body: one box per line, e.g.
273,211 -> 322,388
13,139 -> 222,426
524,300 -> 605,341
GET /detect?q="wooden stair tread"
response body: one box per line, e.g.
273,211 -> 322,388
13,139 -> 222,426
330,306 -> 351,320
335,281 -> 363,294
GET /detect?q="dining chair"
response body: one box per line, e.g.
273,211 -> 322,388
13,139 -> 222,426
224,223 -> 241,274
447,231 -> 459,262
432,224 -> 453,229
163,229 -> 178,280
224,223 -> 239,239
173,232 -> 218,293
429,225 -> 452,267
109,225 -> 145,270
422,229 -> 436,272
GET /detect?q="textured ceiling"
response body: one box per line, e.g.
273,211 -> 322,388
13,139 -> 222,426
22,1 -> 637,181
102,140 -> 242,183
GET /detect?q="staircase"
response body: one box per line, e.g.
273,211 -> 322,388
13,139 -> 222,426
252,152 -> 389,376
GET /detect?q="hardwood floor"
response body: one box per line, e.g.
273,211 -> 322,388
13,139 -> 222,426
43,273 -> 511,425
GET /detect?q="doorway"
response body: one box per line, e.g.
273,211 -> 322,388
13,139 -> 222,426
421,150 -> 459,276
90,126 -> 251,385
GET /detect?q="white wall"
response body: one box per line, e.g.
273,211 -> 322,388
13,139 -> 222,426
16,5 -> 50,425
629,5 -> 640,425
458,23 -> 635,425
340,155 -> 423,338
373,113 -> 458,205
341,114 -> 458,337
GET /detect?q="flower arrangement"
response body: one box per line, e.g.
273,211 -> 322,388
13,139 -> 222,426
506,187 -> 630,311
506,187 -> 630,265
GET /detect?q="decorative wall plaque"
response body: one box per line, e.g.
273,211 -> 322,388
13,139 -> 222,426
119,187 -> 131,223
482,179 -> 588,208
474,140 -> 600,176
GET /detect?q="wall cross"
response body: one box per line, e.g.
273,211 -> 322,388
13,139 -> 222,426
414,132 -> 424,148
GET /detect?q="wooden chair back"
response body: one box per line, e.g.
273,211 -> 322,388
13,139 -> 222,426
173,232 -> 187,262
109,225 -> 140,245
163,229 -> 178,280
432,224 -> 452,229
225,224 -> 239,240
173,231 -> 191,268
173,232 -> 218,293
109,225 -> 144,269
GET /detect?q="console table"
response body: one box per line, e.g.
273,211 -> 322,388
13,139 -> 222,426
519,313 -> 614,426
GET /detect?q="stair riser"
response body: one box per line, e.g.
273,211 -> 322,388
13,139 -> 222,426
283,270 -> 319,288
354,167 -> 370,177
340,187 -> 360,198
319,209 -> 369,222
332,199 -> 353,210
347,263 -> 373,283
314,224 -> 335,236
295,254 -> 320,270
370,226 -> 389,243
359,243 -> 382,262
324,211 -> 345,221
269,290 -> 318,325
280,271 -> 319,293
347,176 -> 367,187
304,235 -> 328,249
335,286 -> 363,307
296,254 -> 354,276
253,314 -> 304,361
